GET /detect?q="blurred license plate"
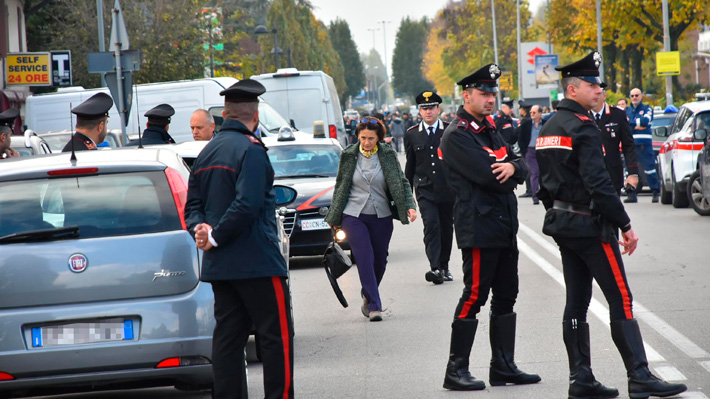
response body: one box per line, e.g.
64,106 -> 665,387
301,218 -> 329,231
31,318 -> 133,348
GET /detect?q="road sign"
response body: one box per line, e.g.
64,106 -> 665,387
109,0 -> 130,51
51,50 -> 72,87
88,50 -> 141,73
4,52 -> 52,86
105,71 -> 132,127
656,51 -> 680,76
499,71 -> 514,91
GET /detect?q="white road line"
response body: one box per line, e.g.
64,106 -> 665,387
681,392 -> 709,399
653,365 -> 687,381
517,238 -> 665,362
700,360 -> 710,374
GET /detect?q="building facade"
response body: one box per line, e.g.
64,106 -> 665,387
1,0 -> 29,134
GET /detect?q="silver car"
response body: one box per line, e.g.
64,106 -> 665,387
0,148 -> 213,397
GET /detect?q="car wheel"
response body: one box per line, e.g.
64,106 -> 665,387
687,170 -> 710,216
671,165 -> 689,208
659,169 -> 672,204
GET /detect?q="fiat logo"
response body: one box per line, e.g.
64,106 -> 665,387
68,254 -> 88,273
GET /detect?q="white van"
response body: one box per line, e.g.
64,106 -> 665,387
251,68 -> 347,147
25,78 -> 295,144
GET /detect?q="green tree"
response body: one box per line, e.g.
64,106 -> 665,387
329,19 -> 365,108
391,17 -> 433,98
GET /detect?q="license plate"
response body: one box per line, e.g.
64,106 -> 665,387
301,218 -> 329,231
31,318 -> 133,348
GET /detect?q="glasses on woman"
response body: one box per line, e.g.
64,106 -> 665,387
359,118 -> 379,126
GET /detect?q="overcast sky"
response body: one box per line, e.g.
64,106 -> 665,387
308,0 -> 545,74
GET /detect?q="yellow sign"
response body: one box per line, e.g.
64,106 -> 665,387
5,52 -> 52,86
656,51 -> 680,76
499,71 -> 514,91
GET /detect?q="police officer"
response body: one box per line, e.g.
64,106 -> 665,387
439,64 -> 539,391
516,100 -> 534,197
404,90 -> 455,284
590,87 -> 639,195
494,99 -> 517,144
535,51 -> 686,399
0,108 -> 20,159
62,92 -> 113,152
626,87 -> 659,202
130,104 -> 176,145
184,79 -> 294,399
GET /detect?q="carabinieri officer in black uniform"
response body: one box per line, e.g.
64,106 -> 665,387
184,79 -> 294,399
535,51 -> 686,399
405,90 -> 455,284
439,64 -> 539,391
62,92 -> 113,152
129,104 -> 176,145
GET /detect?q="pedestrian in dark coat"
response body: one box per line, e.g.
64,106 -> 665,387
535,51 -> 686,399
405,90 -> 455,284
325,118 -> 417,322
439,64 -> 539,391
184,79 -> 294,399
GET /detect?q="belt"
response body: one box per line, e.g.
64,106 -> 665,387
552,200 -> 591,216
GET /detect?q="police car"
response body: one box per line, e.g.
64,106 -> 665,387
656,101 -> 710,207
264,128 -> 348,256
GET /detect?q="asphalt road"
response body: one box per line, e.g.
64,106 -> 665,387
33,189 -> 710,399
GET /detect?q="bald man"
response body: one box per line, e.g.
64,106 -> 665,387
191,109 -> 216,141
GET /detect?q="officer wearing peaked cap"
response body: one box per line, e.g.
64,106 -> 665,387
439,63 -> 538,391
134,104 -> 176,145
0,108 -> 20,159
535,51 -> 686,399
405,90 -> 455,285
494,98 -> 517,144
62,92 -> 113,152
184,78 -> 294,399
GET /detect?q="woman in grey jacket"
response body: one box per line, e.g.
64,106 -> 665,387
325,118 -> 417,321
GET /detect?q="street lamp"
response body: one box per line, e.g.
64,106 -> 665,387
254,25 -> 280,70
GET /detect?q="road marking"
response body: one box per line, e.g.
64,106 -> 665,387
681,392 -> 709,399
701,360 -> 710,374
653,365 -> 686,381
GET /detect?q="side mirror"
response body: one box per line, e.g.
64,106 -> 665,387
654,126 -> 668,137
694,128 -> 708,141
274,185 -> 297,206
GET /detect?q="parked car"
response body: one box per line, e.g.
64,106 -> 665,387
37,129 -> 125,152
687,127 -> 710,216
655,101 -> 710,207
10,130 -> 52,157
651,107 -> 678,156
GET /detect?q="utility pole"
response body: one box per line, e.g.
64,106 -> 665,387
96,0 -> 106,86
516,0 -> 522,100
491,0 -> 502,107
596,0 -> 604,82
367,27 -> 378,51
378,20 -> 392,87
662,0 -> 673,106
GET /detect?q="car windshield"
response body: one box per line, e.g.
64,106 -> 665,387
268,144 -> 340,178
652,116 -> 675,128
209,101 -> 291,134
40,132 -> 121,151
0,171 -> 181,241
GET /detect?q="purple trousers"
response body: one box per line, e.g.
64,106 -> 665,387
341,214 -> 394,312
525,148 -> 539,200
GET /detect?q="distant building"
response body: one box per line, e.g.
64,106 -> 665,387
694,28 -> 710,90
1,0 -> 30,133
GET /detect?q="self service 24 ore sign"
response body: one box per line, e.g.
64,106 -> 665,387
5,52 -> 52,86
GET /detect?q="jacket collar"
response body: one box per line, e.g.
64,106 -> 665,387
455,105 -> 493,134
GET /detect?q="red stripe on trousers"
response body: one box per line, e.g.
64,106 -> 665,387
271,276 -> 291,398
601,242 -> 633,319
458,248 -> 481,319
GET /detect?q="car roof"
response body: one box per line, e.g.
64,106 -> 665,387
681,101 -> 710,114
262,131 -> 341,147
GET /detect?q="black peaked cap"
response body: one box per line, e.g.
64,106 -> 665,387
0,108 -> 20,128
415,91 -> 443,108
221,79 -> 266,103
145,103 -> 175,120
555,50 -> 602,84
457,63 -> 501,93
72,92 -> 113,119
518,100 -> 532,111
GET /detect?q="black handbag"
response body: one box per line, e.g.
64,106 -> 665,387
322,240 -> 352,308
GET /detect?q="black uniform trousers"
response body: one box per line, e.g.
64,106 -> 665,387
554,236 -> 634,322
417,197 -> 454,272
454,247 -> 519,319
211,276 -> 294,399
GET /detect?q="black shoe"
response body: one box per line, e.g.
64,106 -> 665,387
443,270 -> 453,281
519,192 -> 533,198
532,198 -> 540,205
444,319 -> 486,391
425,269 -> 444,285
651,192 -> 659,203
611,319 -> 687,399
564,320 -> 619,399
489,313 -> 541,386
624,192 -> 638,203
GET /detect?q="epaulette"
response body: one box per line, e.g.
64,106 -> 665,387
406,124 -> 418,132
574,113 -> 593,122
244,133 -> 266,149
457,119 -> 468,129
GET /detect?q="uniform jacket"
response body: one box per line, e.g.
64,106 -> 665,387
593,103 -> 639,193
324,142 -> 415,226
494,113 -> 518,144
515,116 -> 534,155
127,126 -> 176,146
61,132 -> 97,152
536,99 -> 631,240
184,118 -> 287,281
404,119 -> 455,203
439,106 -> 528,249
626,101 -> 654,143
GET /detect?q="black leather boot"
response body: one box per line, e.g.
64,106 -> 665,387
563,320 -> 619,399
489,312 -> 541,386
610,319 -> 687,399
443,319 -> 486,391
624,191 -> 638,203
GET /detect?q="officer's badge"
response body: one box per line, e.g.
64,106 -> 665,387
423,91 -> 433,102
593,52 -> 602,67
84,140 -> 97,150
489,64 -> 501,79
